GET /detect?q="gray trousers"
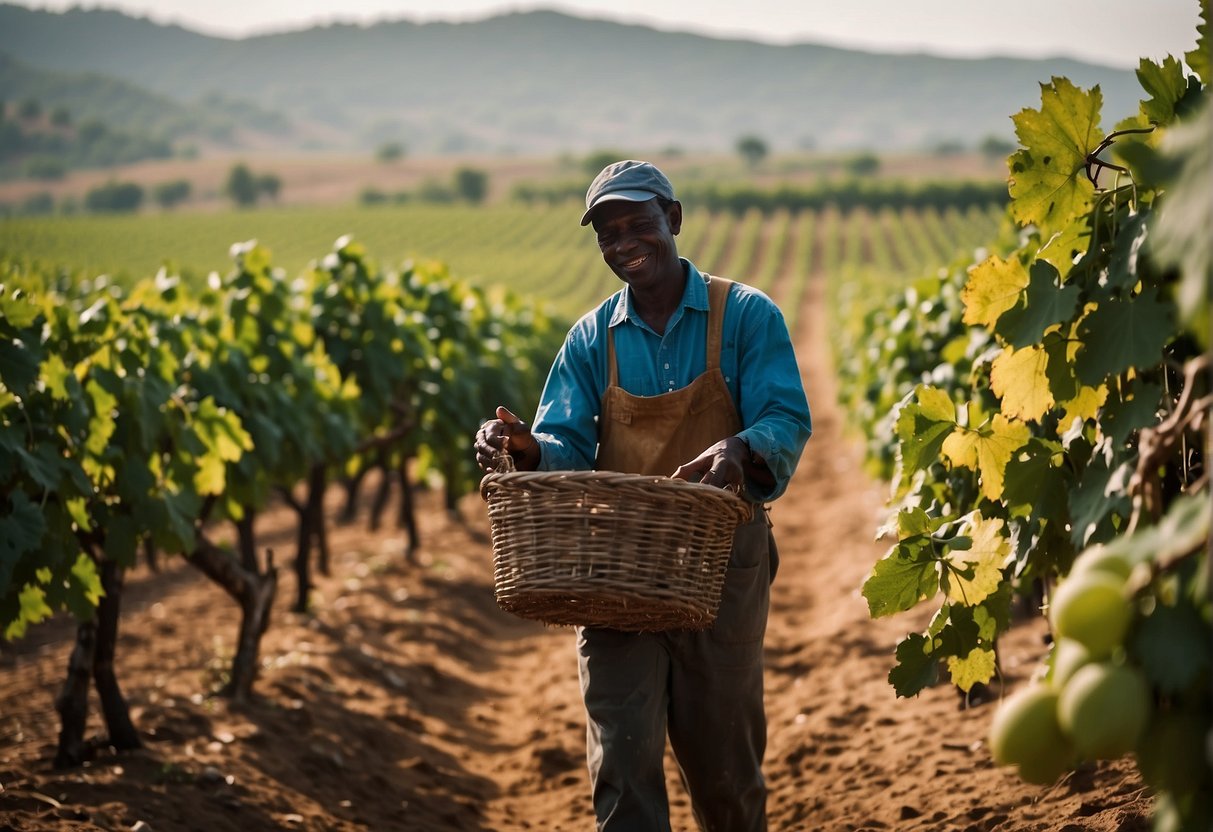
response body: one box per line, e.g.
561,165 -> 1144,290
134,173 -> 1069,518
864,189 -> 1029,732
576,512 -> 774,832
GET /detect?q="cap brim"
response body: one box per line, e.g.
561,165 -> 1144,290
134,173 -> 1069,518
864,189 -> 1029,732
579,190 -> 659,225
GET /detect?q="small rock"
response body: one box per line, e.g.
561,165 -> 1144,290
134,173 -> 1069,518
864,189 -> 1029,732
198,767 -> 226,786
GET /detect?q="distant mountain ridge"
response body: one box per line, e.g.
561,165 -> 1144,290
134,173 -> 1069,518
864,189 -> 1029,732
0,3 -> 1146,155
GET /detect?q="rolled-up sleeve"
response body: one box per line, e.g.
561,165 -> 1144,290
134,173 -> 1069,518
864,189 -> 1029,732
530,319 -> 602,472
733,298 -> 812,502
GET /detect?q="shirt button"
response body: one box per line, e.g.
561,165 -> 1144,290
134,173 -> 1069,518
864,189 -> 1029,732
664,363 -> 670,369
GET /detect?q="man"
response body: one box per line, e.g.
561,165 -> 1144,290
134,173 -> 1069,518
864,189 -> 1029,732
474,159 -> 811,831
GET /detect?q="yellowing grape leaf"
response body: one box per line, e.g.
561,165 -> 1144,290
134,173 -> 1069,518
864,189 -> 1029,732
1008,77 -> 1102,235
947,647 -> 997,693
1136,56 -> 1192,127
942,415 -> 1032,501
40,354 -> 71,401
1036,219 -> 1091,280
943,513 -> 1010,606
991,344 -> 1054,423
1188,0 -> 1209,84
1058,383 -> 1108,427
962,255 -> 1029,328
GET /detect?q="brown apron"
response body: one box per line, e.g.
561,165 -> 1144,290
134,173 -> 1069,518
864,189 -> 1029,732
596,275 -> 740,475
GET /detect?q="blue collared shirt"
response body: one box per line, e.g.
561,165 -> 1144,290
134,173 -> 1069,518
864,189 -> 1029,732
531,259 -> 812,501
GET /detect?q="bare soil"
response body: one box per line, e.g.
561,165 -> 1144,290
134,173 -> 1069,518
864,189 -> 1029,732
0,264 -> 1149,831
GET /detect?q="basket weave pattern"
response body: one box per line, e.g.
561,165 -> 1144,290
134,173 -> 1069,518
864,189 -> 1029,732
480,466 -> 752,632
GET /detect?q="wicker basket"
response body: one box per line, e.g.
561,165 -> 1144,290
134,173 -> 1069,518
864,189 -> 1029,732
480,456 -> 752,632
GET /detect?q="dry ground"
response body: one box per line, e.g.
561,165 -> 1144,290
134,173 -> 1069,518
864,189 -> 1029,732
0,258 -> 1150,831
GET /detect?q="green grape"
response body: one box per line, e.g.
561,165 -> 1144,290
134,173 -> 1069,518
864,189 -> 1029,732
988,683 -> 1074,779
1049,637 -> 1093,687
1058,661 -> 1151,760
1068,543 -> 1133,580
1049,570 -> 1133,657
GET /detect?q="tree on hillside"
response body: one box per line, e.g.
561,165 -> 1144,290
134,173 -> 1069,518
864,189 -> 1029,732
376,141 -> 405,163
153,179 -> 191,209
17,98 -> 40,121
844,152 -> 880,176
84,181 -> 143,213
736,135 -> 768,168
453,167 -> 488,204
256,173 -> 281,202
978,135 -> 1015,159
225,163 -> 258,207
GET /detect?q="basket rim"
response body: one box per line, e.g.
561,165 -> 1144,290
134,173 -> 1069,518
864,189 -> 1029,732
480,468 -> 752,521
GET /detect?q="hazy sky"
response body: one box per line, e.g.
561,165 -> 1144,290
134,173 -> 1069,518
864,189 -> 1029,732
15,0 -> 1204,68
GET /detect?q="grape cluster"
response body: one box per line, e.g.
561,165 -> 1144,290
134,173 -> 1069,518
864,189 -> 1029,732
988,542 -> 1211,831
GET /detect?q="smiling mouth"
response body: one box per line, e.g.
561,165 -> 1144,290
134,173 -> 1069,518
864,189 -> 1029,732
622,254 -> 649,271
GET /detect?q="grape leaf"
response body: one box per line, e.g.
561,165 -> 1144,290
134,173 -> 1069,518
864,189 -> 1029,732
41,354 -> 72,401
862,538 -> 938,618
1136,56 -> 1191,127
942,415 -> 1031,501
1068,453 -> 1132,547
4,584 -> 53,640
895,386 -> 956,478
1187,0 -> 1210,84
1131,602 -> 1211,694
1057,382 -> 1107,428
990,344 -> 1053,423
942,513 -> 1009,606
1073,291 -> 1175,385
962,255 -> 1028,328
1008,78 -> 1102,234
889,633 -> 939,698
1035,218 -> 1091,280
947,647 -> 997,693
0,287 -> 41,329
0,491 -> 45,598
65,553 -> 104,620
995,260 -> 1080,348
1004,439 -> 1073,524
1105,213 -> 1150,292
1100,380 -> 1162,447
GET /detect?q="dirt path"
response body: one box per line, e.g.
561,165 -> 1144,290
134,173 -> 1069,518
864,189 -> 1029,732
0,263 -> 1152,831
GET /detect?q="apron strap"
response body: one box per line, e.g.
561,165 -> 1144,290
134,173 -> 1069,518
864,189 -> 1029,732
705,274 -> 733,373
607,323 -> 619,388
606,274 -> 733,384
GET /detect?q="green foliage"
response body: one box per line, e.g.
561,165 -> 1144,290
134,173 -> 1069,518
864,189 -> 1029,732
0,238 -> 560,641
844,152 -> 880,176
152,179 -> 191,209
838,41 -> 1211,828
225,163 -> 258,207
513,177 -> 1008,215
453,166 -> 489,204
978,135 -> 1015,159
375,142 -> 405,163
735,135 -> 768,168
83,180 -> 143,213
22,154 -> 65,180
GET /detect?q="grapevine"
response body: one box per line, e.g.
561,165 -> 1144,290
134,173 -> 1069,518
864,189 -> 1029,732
852,8 -> 1210,829
0,238 -> 559,765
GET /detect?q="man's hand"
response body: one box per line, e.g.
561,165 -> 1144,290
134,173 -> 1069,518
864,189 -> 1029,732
673,436 -> 775,493
672,436 -> 753,491
474,406 -> 541,472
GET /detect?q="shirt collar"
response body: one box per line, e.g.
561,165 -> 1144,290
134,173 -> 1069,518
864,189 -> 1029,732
607,259 -> 707,329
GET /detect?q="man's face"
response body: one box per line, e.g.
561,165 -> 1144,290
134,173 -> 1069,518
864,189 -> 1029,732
591,198 -> 683,292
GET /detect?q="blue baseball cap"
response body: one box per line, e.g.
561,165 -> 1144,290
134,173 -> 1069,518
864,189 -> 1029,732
580,160 -> 676,226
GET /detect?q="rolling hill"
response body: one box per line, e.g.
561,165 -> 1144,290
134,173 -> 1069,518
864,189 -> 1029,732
0,4 -> 1146,155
